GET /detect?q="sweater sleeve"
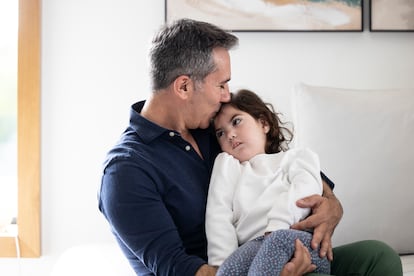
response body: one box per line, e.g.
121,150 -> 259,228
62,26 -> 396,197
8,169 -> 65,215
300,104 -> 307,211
205,153 -> 240,266
267,148 -> 323,231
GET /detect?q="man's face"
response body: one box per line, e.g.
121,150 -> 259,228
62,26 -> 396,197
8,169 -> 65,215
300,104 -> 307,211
190,47 -> 231,129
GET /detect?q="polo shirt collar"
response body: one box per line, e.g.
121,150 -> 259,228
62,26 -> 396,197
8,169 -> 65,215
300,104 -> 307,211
130,101 -> 170,144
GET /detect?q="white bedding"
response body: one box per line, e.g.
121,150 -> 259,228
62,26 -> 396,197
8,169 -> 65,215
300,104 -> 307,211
51,242 -> 414,276
402,255 -> 414,275
292,83 -> 414,254
291,82 -> 414,275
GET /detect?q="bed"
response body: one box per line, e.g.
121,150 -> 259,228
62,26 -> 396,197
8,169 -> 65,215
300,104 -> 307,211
52,83 -> 414,275
292,83 -> 414,275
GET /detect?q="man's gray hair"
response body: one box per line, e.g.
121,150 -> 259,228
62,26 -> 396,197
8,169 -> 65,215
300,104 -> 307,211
149,18 -> 239,91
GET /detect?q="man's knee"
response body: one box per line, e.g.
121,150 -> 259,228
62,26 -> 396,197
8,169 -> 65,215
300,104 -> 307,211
332,240 -> 403,276
362,240 -> 402,274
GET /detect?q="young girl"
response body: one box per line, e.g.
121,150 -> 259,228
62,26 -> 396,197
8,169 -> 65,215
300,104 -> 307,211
205,89 -> 330,275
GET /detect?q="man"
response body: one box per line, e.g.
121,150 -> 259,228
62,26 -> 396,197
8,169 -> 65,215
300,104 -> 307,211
98,19 -> 402,276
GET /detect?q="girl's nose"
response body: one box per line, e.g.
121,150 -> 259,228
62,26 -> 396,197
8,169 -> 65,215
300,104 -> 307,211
228,133 -> 236,141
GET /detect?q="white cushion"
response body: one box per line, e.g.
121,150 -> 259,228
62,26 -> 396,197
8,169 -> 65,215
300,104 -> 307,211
402,255 -> 414,275
291,83 -> 414,254
51,242 -> 135,276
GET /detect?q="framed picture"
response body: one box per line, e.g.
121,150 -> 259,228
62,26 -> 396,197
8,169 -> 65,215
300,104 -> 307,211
165,0 -> 363,32
370,0 -> 414,31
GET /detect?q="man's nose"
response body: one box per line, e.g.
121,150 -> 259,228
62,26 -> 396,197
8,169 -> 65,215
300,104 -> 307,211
221,87 -> 231,103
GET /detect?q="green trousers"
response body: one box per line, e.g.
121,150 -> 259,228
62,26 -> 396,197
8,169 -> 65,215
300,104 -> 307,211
307,240 -> 403,276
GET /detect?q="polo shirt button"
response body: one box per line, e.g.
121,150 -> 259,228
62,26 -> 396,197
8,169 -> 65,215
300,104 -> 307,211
169,131 -> 175,137
185,145 -> 191,151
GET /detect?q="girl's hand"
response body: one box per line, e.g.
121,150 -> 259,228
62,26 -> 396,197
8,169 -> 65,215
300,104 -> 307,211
280,239 -> 316,276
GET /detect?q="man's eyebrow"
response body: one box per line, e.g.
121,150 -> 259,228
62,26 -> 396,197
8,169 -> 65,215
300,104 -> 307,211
221,78 -> 231,84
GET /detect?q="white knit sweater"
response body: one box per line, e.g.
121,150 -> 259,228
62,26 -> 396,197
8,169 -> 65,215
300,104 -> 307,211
205,148 -> 322,266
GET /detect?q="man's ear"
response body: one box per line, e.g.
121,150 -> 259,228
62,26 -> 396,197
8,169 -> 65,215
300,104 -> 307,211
173,75 -> 192,100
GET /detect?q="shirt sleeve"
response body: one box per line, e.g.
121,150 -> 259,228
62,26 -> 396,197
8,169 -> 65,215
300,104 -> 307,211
321,170 -> 335,189
99,157 -> 205,276
205,153 -> 240,266
267,148 -> 323,231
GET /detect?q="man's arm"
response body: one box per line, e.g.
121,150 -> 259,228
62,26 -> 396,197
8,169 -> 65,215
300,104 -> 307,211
291,180 -> 343,261
100,160 -> 206,275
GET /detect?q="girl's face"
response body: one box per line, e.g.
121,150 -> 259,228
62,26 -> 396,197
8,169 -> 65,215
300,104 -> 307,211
214,104 -> 269,162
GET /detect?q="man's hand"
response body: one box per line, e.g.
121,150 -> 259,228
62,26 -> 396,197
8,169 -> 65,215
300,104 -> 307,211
280,239 -> 317,276
291,181 -> 343,261
195,264 -> 218,276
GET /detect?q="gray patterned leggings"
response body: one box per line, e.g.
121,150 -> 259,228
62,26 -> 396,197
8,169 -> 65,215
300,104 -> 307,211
217,229 -> 330,276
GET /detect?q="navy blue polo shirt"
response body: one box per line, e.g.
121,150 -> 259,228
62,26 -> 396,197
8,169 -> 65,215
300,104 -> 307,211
99,101 -> 221,275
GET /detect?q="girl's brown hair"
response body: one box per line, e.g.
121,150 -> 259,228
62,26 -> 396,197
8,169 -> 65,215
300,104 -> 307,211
224,89 -> 293,153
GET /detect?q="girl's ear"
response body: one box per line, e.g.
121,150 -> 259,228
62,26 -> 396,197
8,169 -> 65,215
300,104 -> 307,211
260,118 -> 270,134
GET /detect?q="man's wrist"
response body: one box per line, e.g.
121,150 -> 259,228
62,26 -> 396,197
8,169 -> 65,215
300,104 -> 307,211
322,180 -> 335,198
322,182 -> 343,222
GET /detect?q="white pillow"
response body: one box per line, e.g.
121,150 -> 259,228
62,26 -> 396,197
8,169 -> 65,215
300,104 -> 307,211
51,243 -> 136,276
291,83 -> 414,254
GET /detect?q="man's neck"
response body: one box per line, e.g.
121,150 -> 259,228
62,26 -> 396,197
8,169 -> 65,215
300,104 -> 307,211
141,92 -> 203,158
141,92 -> 187,134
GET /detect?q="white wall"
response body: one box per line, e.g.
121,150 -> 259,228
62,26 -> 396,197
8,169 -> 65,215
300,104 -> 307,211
1,0 -> 413,275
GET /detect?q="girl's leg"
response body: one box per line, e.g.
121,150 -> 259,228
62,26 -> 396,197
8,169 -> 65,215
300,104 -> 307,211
217,236 -> 263,276
248,229 -> 330,276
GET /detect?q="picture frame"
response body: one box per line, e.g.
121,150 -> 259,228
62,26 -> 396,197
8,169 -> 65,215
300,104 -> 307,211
370,0 -> 414,31
165,0 -> 363,32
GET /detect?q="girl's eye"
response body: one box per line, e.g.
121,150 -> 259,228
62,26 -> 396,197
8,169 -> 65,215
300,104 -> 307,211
216,130 -> 224,139
232,118 -> 241,126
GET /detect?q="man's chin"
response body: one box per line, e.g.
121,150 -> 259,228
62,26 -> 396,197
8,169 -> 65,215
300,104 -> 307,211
199,123 -> 210,129
198,120 -> 212,129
